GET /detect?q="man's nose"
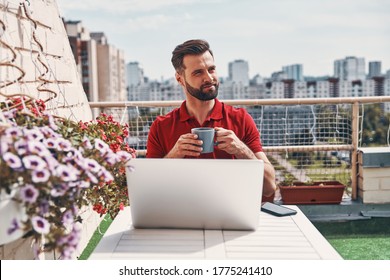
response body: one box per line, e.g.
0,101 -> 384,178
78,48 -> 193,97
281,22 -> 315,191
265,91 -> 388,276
204,72 -> 214,82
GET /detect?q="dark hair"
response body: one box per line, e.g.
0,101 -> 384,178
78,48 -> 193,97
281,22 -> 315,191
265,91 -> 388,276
171,39 -> 213,74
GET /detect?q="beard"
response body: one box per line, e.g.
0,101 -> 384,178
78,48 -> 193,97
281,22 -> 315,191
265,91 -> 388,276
184,79 -> 219,101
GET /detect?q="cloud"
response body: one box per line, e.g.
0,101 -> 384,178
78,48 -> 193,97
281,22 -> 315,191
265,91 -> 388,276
57,0 -> 222,14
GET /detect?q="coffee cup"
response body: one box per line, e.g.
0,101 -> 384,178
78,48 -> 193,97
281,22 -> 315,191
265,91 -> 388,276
191,127 -> 217,154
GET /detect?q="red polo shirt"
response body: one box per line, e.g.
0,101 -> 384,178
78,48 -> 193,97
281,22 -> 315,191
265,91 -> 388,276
146,99 -> 263,158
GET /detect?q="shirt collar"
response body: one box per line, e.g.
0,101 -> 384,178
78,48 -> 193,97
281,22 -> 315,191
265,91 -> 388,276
179,98 -> 223,122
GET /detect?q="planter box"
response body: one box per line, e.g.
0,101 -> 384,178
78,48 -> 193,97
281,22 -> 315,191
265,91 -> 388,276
279,181 -> 345,205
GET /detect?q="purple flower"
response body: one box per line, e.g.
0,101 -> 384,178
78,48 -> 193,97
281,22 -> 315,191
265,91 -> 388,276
56,138 -> 72,152
24,127 -> 44,141
2,152 -> 22,169
86,171 -> 98,184
82,136 -> 92,149
2,108 -> 16,119
84,158 -> 101,173
62,210 -> 74,226
104,153 -> 119,166
55,164 -> 78,182
42,153 -> 59,171
0,138 -> 10,154
14,139 -> 28,155
43,138 -> 58,149
39,126 -> 59,138
116,151 -> 132,162
98,167 -> 114,182
4,127 -> 22,139
94,139 -> 109,154
31,216 -> 50,234
51,184 -> 69,197
7,218 -> 22,235
20,184 -> 39,203
43,113 -> 59,131
27,141 -> 49,156
38,199 -> 50,215
22,155 -> 47,170
32,169 -> 50,183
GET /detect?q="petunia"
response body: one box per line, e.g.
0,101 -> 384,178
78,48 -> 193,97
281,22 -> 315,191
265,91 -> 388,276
94,138 -> 109,154
51,184 -> 69,197
14,139 -> 28,155
24,127 -> 44,141
27,141 -> 50,156
2,152 -> 22,169
56,138 -> 72,152
39,126 -> 59,138
62,210 -> 74,227
7,218 -> 22,235
104,152 -> 119,166
32,169 -> 50,183
98,167 -> 114,182
45,113 -> 59,131
55,164 -> 78,182
4,126 -> 22,139
22,155 -> 47,170
81,136 -> 93,149
84,158 -> 101,173
20,184 -> 39,203
0,138 -> 9,154
116,150 -> 132,162
43,138 -> 58,149
31,216 -> 50,235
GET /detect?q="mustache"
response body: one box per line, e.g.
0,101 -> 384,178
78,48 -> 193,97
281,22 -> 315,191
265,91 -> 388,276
200,81 -> 219,89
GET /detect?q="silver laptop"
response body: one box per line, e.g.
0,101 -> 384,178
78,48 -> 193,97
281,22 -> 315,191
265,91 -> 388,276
126,158 -> 264,230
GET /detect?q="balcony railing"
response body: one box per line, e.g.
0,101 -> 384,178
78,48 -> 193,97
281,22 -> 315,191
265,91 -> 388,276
90,96 -> 390,201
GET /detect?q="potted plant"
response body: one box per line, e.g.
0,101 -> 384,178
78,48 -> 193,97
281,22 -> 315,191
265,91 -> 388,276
0,97 -> 135,259
278,174 -> 346,205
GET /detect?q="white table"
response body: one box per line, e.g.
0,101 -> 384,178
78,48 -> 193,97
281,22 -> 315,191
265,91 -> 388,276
89,206 -> 342,260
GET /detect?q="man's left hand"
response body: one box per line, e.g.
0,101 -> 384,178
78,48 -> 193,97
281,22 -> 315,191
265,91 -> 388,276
214,127 -> 255,159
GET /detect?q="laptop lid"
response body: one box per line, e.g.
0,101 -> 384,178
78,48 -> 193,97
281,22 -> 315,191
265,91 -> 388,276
126,158 -> 264,230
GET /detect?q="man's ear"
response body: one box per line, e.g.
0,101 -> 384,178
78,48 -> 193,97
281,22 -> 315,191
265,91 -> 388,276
175,72 -> 183,86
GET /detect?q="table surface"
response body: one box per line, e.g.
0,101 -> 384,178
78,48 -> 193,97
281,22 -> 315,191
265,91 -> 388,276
89,206 -> 342,260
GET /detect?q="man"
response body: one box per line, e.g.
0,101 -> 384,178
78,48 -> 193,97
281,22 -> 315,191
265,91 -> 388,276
146,39 -> 276,197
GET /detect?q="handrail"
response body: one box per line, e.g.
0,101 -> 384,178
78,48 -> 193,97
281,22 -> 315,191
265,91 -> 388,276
89,96 -> 390,108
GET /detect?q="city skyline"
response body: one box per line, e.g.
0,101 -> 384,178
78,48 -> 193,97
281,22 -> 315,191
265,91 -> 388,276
57,0 -> 390,80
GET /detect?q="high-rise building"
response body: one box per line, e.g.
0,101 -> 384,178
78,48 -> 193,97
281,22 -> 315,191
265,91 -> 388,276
64,20 -> 99,103
334,56 -> 365,81
282,64 -> 303,81
127,62 -> 144,87
228,59 -> 249,86
91,32 -> 127,102
368,61 -> 382,78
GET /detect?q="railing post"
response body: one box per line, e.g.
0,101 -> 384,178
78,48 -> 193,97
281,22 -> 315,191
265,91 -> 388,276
351,102 -> 359,200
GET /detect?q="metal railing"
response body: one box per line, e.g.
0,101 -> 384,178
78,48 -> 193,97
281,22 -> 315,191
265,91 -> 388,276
90,96 -> 390,200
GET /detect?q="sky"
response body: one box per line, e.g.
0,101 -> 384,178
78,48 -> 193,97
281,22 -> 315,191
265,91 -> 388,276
56,0 -> 390,81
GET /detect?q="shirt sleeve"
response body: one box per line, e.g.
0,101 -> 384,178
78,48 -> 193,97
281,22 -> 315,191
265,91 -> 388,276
243,111 -> 263,153
146,120 -> 165,158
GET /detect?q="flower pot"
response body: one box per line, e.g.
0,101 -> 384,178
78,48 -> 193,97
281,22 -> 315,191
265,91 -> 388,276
0,189 -> 26,246
279,181 -> 345,205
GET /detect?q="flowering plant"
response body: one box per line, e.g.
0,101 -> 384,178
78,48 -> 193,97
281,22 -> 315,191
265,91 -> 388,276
62,113 -> 136,218
0,98 -> 134,259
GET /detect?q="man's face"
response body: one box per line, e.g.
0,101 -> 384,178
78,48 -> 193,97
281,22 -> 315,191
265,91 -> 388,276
177,51 -> 219,101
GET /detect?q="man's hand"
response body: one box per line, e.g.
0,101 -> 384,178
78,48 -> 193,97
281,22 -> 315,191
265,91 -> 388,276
165,133 -> 203,158
215,127 -> 255,159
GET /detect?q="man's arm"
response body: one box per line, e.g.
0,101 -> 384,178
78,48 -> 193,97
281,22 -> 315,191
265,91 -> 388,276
254,152 -> 277,197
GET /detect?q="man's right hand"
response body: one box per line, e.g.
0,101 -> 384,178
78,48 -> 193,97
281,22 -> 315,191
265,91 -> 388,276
165,133 -> 203,158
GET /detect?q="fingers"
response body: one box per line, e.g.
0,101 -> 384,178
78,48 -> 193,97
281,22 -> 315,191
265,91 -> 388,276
167,133 -> 203,158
